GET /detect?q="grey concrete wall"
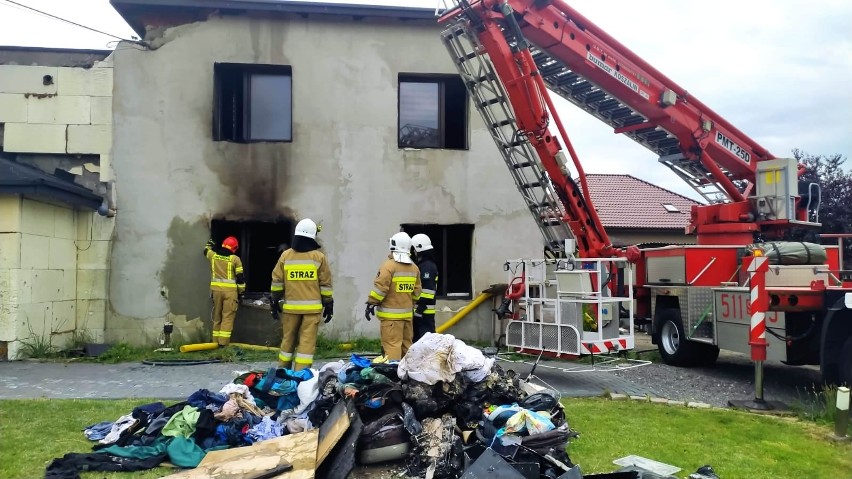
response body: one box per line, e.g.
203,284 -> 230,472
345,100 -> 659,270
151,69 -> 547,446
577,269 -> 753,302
109,14 -> 542,344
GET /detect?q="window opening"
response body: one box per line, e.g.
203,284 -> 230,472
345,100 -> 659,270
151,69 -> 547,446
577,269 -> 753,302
214,63 -> 292,142
401,223 -> 474,298
398,74 -> 468,150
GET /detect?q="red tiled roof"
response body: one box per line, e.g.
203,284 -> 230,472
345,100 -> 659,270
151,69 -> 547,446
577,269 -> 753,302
584,174 -> 701,230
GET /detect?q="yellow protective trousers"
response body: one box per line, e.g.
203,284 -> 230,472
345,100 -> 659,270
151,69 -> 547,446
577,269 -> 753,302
278,313 -> 321,371
212,290 -> 238,346
380,319 -> 413,361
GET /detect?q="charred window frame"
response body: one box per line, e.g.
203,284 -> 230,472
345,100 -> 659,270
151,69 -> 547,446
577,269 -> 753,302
398,74 -> 468,150
401,223 -> 474,299
210,219 -> 292,295
213,63 -> 293,143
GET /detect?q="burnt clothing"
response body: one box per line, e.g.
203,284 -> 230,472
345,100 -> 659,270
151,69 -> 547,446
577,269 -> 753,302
45,452 -> 168,479
270,248 -> 333,314
367,256 -> 422,320
414,253 -> 438,342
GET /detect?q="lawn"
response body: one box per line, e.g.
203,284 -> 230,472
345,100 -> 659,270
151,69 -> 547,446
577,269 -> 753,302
0,398 -> 849,479
564,398 -> 852,479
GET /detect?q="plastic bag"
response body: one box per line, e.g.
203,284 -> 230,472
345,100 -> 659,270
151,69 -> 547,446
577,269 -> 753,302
502,409 -> 555,436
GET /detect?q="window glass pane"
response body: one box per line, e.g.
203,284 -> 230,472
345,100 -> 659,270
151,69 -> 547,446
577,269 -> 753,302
399,81 -> 440,148
249,74 -> 292,141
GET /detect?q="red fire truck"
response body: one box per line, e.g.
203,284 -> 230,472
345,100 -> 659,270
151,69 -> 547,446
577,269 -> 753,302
437,0 -> 852,385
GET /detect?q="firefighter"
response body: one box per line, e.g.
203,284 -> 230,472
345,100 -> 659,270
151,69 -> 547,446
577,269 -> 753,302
270,218 -> 333,371
204,236 -> 245,346
411,233 -> 438,342
365,232 -> 422,361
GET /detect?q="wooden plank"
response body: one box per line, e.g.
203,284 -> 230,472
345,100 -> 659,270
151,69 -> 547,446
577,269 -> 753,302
161,429 -> 318,479
316,400 -> 351,467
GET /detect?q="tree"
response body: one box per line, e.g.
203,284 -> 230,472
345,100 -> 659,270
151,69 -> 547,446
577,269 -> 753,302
785,150 -> 852,268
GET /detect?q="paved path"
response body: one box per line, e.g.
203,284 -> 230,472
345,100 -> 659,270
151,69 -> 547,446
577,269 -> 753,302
0,358 -> 655,400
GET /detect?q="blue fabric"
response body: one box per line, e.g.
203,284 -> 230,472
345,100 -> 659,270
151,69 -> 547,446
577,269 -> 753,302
83,421 -> 114,441
186,389 -> 228,410
246,416 -> 284,444
350,354 -> 372,368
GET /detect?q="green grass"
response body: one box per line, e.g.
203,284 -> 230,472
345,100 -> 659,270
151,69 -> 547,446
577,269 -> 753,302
3,398 -> 848,479
563,398 -> 852,479
0,399 -> 171,479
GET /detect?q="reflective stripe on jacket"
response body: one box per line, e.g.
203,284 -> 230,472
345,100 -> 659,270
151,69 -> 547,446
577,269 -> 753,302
417,258 -> 439,315
367,256 -> 422,320
271,249 -> 333,314
206,249 -> 244,292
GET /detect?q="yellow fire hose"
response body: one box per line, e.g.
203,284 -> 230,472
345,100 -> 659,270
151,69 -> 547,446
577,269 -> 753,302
436,292 -> 493,333
179,342 -> 278,353
179,342 -> 219,353
230,342 -> 278,352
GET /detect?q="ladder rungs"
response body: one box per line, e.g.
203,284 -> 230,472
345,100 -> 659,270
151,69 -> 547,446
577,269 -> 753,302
491,119 -> 514,129
521,182 -> 542,189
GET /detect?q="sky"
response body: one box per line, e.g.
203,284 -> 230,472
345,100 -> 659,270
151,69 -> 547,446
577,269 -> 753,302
1,0 -> 850,201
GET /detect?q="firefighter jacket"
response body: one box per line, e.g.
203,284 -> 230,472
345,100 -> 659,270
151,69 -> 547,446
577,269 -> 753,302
367,255 -> 422,321
204,246 -> 245,293
416,257 -> 439,315
270,249 -> 333,314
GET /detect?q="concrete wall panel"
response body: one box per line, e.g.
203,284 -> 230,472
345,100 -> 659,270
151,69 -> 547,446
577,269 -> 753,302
0,93 -> 27,122
20,234 -> 50,269
67,124 -> 111,154
77,269 -> 108,300
0,233 -> 21,269
30,269 -> 63,303
58,67 -> 113,97
48,238 -> 77,270
0,196 -> 22,233
0,65 -> 58,95
3,123 -> 66,154
27,95 -> 91,124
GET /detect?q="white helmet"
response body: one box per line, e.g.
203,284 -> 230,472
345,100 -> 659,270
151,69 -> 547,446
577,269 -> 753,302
389,232 -> 412,264
411,233 -> 433,253
294,218 -> 318,239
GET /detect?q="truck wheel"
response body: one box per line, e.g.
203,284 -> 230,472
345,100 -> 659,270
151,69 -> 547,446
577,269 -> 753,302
656,309 -> 699,367
697,343 -> 720,367
840,336 -> 852,386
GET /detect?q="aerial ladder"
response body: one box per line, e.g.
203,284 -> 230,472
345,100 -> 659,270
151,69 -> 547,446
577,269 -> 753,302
436,0 -> 852,388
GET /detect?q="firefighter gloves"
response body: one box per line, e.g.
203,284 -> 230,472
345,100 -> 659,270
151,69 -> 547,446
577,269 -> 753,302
206,238 -> 215,249
365,303 -> 376,321
323,301 -> 334,323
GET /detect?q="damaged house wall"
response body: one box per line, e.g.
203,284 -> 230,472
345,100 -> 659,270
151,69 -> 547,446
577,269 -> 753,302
0,48 -> 115,359
108,12 -> 541,344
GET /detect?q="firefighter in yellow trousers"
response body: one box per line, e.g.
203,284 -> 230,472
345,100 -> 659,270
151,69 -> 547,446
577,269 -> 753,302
270,219 -> 333,371
365,232 -> 422,361
204,236 -> 245,346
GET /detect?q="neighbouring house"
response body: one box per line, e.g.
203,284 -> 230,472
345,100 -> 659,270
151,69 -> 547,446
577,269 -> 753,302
103,0 -> 543,347
0,46 -> 115,360
586,174 -> 701,248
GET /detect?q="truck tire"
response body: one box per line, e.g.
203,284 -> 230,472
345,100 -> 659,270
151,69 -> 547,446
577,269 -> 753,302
839,336 -> 852,386
697,343 -> 720,367
656,308 -> 700,367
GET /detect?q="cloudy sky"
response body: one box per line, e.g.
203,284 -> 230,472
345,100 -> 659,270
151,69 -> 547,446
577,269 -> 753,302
1,0 -> 850,200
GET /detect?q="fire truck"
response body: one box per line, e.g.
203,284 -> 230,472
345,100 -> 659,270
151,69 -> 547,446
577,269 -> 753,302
436,0 -> 852,385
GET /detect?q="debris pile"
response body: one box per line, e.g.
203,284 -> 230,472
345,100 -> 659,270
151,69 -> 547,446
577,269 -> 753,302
45,332 -> 720,479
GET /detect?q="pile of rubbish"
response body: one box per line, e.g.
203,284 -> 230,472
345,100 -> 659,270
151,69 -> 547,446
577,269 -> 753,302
45,333 -> 719,479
